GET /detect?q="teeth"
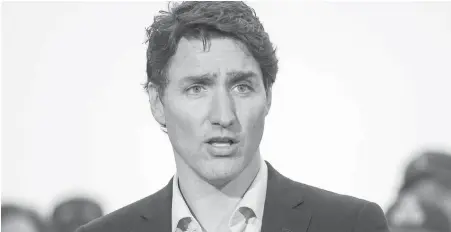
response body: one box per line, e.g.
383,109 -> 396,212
210,142 -> 231,147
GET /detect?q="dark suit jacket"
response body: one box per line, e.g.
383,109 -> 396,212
76,162 -> 389,232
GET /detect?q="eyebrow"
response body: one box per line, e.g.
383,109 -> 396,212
226,71 -> 259,84
179,71 -> 258,86
179,73 -> 217,86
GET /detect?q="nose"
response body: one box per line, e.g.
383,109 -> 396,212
208,89 -> 237,128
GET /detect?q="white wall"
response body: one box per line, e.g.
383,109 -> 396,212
2,2 -> 451,216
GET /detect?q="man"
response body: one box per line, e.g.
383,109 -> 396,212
76,2 -> 388,232
52,197 -> 103,232
386,196 -> 450,232
1,204 -> 47,232
388,151 -> 451,223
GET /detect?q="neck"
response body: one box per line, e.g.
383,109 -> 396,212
175,152 -> 262,231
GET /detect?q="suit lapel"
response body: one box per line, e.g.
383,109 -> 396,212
128,162 -> 312,232
261,162 -> 312,232
132,178 -> 173,232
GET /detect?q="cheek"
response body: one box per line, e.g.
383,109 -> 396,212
238,102 -> 267,134
165,103 -> 205,139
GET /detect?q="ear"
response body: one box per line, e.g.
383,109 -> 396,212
265,88 -> 272,116
148,84 -> 166,127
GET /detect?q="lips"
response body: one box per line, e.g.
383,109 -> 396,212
206,136 -> 238,145
205,136 -> 239,156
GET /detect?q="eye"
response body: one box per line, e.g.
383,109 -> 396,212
233,84 -> 253,93
186,85 -> 206,95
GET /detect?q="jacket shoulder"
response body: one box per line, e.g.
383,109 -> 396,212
76,190 -> 165,232
295,181 -> 388,231
300,182 -> 369,211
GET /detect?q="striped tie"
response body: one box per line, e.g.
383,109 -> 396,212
238,207 -> 256,224
229,206 -> 258,232
176,207 -> 257,232
176,217 -> 198,232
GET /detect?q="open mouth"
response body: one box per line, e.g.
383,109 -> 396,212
205,136 -> 239,156
209,141 -> 233,147
206,137 -> 238,147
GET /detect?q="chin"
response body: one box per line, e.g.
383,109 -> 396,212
195,157 -> 246,185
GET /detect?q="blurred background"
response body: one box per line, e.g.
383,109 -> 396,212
2,1 -> 451,232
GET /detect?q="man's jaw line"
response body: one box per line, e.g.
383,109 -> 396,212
173,149 -> 262,198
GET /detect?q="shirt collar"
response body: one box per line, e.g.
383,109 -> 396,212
171,159 -> 268,232
228,158 -> 267,227
171,173 -> 202,232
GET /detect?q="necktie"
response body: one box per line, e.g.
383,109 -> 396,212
176,217 -> 199,232
176,207 -> 257,232
238,207 -> 256,224
230,207 -> 258,232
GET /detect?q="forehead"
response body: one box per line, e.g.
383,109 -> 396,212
166,37 -> 262,82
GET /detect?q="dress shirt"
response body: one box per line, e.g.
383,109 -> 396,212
171,159 -> 268,232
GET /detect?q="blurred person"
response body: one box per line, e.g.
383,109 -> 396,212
1,204 -> 47,232
386,196 -> 450,232
397,150 -> 451,219
51,197 -> 103,232
76,1 -> 388,232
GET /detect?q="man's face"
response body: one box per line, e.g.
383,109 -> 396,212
150,37 -> 271,185
404,179 -> 451,217
1,216 -> 39,232
407,179 -> 450,202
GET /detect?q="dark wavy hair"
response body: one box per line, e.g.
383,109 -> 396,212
144,1 -> 278,97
